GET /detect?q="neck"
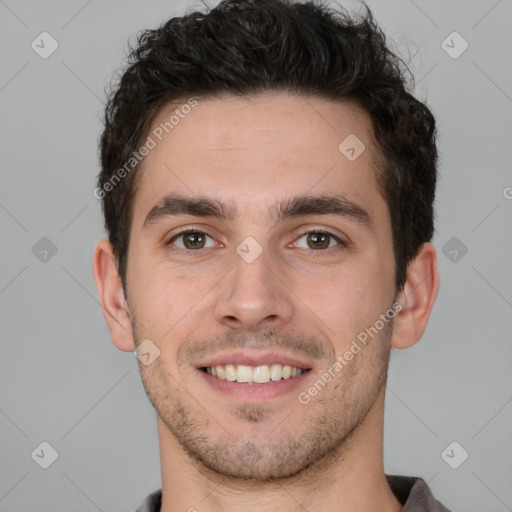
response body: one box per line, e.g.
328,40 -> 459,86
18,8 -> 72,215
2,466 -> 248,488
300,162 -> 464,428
158,389 -> 402,512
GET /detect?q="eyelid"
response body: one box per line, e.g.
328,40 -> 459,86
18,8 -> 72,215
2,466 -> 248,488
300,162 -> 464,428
167,227 -> 220,249
295,226 -> 344,239
166,225 -> 347,253
288,228 -> 348,254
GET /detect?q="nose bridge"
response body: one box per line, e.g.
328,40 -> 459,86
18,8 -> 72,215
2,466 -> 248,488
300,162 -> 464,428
213,236 -> 294,330
233,238 -> 273,292
231,237 -> 277,306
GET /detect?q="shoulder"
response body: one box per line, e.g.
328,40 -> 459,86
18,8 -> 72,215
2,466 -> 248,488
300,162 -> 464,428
134,488 -> 162,512
386,474 -> 452,512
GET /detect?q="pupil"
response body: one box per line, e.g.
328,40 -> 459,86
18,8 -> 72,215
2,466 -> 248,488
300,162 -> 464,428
186,233 -> 204,248
309,233 -> 328,249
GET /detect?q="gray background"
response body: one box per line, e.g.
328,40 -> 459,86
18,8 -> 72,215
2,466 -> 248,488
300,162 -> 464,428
1,0 -> 511,510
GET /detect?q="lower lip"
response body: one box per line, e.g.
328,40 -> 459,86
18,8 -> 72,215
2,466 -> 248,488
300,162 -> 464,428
198,368 -> 311,402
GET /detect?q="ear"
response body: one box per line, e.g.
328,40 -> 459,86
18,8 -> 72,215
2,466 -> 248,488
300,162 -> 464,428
391,242 -> 439,350
92,238 -> 135,352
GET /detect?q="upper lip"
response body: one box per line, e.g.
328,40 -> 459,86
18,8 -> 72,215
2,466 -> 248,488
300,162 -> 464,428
197,351 -> 313,370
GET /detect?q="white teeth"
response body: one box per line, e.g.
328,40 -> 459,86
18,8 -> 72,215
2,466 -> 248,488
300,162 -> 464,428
216,366 -> 225,379
204,363 -> 305,384
270,364 -> 282,381
236,365 -> 253,383
225,364 -> 237,382
253,365 -> 271,383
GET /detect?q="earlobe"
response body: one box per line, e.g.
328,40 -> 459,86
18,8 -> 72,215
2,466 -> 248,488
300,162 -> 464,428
92,239 -> 135,352
391,242 -> 440,350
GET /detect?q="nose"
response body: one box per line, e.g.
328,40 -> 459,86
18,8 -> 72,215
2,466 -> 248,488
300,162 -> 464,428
213,243 -> 295,332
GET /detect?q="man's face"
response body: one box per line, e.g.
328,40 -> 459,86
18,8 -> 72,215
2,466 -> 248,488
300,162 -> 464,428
126,93 -> 397,480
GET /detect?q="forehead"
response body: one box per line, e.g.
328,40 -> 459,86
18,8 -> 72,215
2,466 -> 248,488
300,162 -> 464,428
131,93 -> 386,229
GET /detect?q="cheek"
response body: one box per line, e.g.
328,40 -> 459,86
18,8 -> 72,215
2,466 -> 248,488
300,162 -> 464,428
293,254 -> 392,340
128,263 -> 211,350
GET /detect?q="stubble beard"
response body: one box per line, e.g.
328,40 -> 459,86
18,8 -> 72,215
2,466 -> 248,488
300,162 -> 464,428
134,319 -> 393,483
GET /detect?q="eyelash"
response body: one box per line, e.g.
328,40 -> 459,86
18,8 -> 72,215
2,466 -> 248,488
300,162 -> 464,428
166,228 -> 346,256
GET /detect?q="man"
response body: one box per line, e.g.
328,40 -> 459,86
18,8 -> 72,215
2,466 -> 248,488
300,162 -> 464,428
93,0 -> 449,510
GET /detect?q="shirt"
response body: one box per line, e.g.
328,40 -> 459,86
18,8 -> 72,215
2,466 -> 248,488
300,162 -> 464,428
135,474 -> 452,511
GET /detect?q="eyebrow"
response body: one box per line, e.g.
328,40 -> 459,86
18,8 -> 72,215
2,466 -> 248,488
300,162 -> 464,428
141,192 -> 372,231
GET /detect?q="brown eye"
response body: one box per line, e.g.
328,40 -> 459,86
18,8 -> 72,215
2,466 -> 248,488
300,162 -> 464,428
294,231 -> 341,251
183,232 -> 205,249
169,231 -> 214,250
306,233 -> 330,249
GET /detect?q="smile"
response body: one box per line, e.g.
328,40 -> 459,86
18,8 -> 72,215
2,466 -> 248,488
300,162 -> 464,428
203,363 -> 308,384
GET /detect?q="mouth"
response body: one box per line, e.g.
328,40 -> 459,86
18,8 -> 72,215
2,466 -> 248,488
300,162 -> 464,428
201,363 -> 310,384
196,352 -> 313,402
